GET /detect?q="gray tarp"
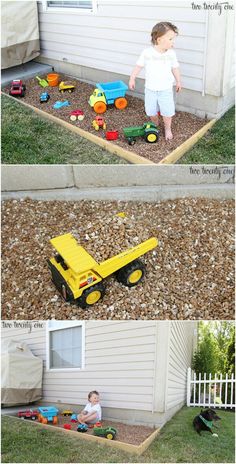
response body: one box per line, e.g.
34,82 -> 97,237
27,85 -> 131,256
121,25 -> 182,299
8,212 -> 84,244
1,339 -> 43,406
1,0 -> 40,69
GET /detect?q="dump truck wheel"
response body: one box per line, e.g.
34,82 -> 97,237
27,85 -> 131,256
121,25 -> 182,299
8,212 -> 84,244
116,259 -> 145,287
115,97 -> 128,110
53,416 -> 58,425
145,131 -> 158,143
94,101 -> 107,114
77,283 -> 105,308
42,418 -> 48,424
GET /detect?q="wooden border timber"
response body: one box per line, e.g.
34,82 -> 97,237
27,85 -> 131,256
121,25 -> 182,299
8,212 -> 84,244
8,416 -> 160,456
3,93 -> 216,165
158,118 -> 217,164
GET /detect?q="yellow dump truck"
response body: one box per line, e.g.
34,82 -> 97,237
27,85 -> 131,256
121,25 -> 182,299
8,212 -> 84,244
48,233 -> 158,308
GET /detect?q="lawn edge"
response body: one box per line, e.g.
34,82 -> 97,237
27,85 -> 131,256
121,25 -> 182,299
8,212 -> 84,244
2,93 -> 155,165
159,118 -> 217,164
4,415 -> 160,456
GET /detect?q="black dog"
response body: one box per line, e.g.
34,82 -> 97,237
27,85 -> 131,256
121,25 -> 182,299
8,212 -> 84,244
193,408 -> 221,436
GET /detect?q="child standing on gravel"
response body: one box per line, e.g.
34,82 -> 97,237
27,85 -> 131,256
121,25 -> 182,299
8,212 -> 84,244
129,22 -> 181,141
77,390 -> 102,425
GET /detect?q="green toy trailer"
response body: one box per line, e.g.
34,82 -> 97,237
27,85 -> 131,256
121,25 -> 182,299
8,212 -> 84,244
123,122 -> 159,145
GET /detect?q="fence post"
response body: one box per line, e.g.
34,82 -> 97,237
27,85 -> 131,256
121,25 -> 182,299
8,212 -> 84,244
187,367 -> 191,406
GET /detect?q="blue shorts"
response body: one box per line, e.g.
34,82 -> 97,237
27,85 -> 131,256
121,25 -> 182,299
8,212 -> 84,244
145,88 -> 175,117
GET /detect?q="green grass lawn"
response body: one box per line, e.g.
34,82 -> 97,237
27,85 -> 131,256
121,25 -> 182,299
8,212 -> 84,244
1,95 -> 127,164
179,106 -> 235,164
1,407 -> 235,463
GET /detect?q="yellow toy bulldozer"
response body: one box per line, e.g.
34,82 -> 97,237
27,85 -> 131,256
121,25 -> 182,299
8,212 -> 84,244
48,233 -> 158,308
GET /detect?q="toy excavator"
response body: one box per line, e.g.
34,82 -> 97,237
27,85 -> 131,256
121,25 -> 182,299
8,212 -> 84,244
48,233 -> 158,308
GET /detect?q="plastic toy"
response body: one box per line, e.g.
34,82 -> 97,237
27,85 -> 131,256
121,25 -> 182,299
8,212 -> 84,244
38,406 -> 59,425
47,73 -> 60,86
53,101 -> 71,109
47,233 -> 158,308
59,81 -> 75,93
9,79 -> 26,97
93,426 -> 117,440
40,92 -> 50,103
105,130 -> 118,141
92,115 -> 106,131
18,409 -> 39,420
63,424 -> 72,430
61,409 -> 73,416
89,80 -> 128,114
70,110 -> 84,121
71,414 -> 78,422
36,76 -> 48,87
77,423 -> 88,432
123,123 -> 159,145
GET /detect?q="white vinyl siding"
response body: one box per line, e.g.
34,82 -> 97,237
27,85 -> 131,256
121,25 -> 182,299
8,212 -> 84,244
1,322 -> 46,359
166,321 -> 196,410
37,0 -> 207,92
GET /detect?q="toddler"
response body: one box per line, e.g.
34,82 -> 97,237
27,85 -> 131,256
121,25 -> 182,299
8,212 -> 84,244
77,390 -> 102,425
129,22 -> 181,140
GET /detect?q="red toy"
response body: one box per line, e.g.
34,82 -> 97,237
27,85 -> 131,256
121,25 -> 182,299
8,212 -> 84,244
70,110 -> 84,121
18,409 -> 38,420
105,131 -> 118,141
92,115 -> 106,131
63,424 -> 72,430
9,79 -> 26,97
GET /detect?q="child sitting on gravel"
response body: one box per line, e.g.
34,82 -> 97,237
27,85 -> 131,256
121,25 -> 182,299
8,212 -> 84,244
77,390 -> 102,426
129,22 -> 181,141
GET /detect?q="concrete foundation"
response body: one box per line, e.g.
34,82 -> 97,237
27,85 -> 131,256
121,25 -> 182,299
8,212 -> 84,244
1,61 -> 53,87
1,165 -> 235,201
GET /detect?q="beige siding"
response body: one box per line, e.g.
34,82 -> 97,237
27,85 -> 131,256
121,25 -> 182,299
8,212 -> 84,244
37,0 -> 207,92
1,321 -> 46,358
166,321 -> 196,410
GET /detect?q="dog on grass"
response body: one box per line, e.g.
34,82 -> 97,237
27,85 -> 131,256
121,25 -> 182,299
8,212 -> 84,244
193,408 -> 221,437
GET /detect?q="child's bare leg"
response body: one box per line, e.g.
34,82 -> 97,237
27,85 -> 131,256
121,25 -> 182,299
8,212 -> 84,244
83,412 -> 97,424
150,115 -> 159,126
163,116 -> 173,140
77,413 -> 87,424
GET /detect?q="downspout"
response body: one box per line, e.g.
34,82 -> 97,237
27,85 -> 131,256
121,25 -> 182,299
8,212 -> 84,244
202,10 -> 209,97
151,322 -> 159,413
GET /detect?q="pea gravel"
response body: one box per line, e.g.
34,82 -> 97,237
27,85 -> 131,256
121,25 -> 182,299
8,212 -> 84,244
3,76 -> 207,163
1,198 -> 234,320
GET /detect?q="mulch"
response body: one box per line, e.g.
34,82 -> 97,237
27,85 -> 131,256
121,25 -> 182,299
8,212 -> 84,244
1,198 -> 234,320
4,75 -> 207,163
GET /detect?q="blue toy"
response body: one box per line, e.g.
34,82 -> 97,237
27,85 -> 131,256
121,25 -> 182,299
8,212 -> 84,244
38,406 -> 59,424
77,423 -> 88,433
53,100 -> 71,109
71,413 -> 78,422
89,80 -> 128,114
40,92 -> 50,103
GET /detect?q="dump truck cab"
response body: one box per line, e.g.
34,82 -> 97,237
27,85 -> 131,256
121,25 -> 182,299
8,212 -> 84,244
48,233 -> 158,308
89,88 -> 107,110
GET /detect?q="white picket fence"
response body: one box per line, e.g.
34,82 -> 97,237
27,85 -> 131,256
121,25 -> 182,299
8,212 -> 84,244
187,367 -> 235,408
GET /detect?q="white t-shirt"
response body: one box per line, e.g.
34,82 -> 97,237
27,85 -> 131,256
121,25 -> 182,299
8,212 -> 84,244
84,402 -> 102,420
136,47 -> 179,91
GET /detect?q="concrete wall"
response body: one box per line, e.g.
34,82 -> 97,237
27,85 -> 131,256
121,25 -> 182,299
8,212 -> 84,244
2,165 -> 235,201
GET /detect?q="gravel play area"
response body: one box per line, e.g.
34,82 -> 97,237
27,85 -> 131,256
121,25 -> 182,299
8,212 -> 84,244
1,198 -> 234,320
4,75 -> 207,163
34,416 -> 156,446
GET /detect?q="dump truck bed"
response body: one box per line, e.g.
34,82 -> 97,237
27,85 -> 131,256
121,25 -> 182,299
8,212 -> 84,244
96,81 -> 128,101
93,237 -> 158,278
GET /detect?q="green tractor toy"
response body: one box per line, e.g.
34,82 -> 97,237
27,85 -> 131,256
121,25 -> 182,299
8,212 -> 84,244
123,122 -> 159,145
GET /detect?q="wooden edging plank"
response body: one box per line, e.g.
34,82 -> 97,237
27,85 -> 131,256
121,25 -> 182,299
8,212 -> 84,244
8,415 -> 159,455
158,118 -> 217,164
3,93 -> 216,165
3,93 -> 155,165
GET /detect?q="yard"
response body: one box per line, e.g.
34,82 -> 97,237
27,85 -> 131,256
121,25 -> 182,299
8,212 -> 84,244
1,407 -> 235,463
2,76 -> 211,164
1,198 -> 234,320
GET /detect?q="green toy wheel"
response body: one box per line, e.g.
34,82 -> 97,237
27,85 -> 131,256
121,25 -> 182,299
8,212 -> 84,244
77,283 -> 105,309
128,137 -> 135,145
116,259 -> 145,287
106,431 -> 115,440
145,131 -> 158,143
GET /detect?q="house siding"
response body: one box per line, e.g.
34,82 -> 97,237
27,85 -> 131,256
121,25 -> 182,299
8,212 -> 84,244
37,0 -> 207,92
166,321 -> 196,410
